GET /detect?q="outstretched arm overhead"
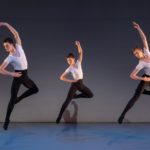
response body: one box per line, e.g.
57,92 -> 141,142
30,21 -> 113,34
75,41 -> 83,63
0,22 -> 22,45
133,21 -> 149,50
0,61 -> 22,77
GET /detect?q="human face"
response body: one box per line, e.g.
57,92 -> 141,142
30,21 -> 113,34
3,42 -> 14,53
66,57 -> 75,65
133,49 -> 144,59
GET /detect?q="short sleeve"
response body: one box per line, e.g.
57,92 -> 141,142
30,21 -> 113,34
76,60 -> 81,66
135,62 -> 144,71
143,48 -> 150,56
15,43 -> 22,49
4,56 -> 12,64
15,43 -> 24,53
64,67 -> 70,74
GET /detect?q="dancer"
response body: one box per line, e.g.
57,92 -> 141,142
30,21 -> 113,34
0,22 -> 39,130
56,41 -> 93,124
118,22 -> 150,124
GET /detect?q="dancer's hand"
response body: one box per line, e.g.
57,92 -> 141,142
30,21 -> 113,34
11,72 -> 22,77
75,41 -> 83,62
143,77 -> 150,82
75,41 -> 80,47
72,79 -> 78,83
0,22 -> 7,27
133,21 -> 140,29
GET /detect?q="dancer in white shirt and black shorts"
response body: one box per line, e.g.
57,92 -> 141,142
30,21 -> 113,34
118,22 -> 150,124
0,22 -> 39,130
56,41 -> 93,124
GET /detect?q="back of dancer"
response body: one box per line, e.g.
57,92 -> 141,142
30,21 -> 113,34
56,41 -> 93,124
118,22 -> 150,124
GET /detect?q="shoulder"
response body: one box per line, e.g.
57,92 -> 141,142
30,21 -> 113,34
135,61 -> 145,69
144,48 -> 150,56
15,43 -> 23,50
4,55 -> 13,63
65,67 -> 71,73
76,60 -> 82,65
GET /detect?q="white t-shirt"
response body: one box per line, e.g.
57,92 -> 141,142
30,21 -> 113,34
4,44 -> 28,70
65,60 -> 83,80
135,48 -> 150,75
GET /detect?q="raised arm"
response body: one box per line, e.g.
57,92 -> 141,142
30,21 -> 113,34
0,22 -> 22,45
0,61 -> 22,77
75,41 -> 83,63
133,21 -> 149,50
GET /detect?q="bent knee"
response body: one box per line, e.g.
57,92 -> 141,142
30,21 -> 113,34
31,86 -> 39,93
89,93 -> 94,98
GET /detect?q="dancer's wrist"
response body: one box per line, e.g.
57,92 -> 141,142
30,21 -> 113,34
10,72 -> 15,77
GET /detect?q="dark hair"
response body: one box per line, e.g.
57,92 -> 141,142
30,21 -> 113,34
3,37 -> 14,45
66,53 -> 75,59
132,47 -> 142,54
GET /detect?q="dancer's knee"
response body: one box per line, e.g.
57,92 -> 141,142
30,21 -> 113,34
31,86 -> 39,94
88,92 -> 94,98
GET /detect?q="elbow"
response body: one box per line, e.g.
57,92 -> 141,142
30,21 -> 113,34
130,73 -> 136,80
0,67 -> 3,74
130,74 -> 133,79
60,76 -> 64,81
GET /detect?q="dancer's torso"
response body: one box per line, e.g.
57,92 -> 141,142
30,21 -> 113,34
136,48 -> 150,75
65,60 -> 83,80
4,43 -> 28,70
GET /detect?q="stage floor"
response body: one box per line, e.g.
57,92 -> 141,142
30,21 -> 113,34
0,123 -> 150,150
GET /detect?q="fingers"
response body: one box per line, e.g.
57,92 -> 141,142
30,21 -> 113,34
18,72 -> 22,77
75,41 -> 80,45
0,22 -> 4,25
133,21 -> 137,25
0,22 -> 3,27
143,77 -> 150,82
15,72 -> 22,77
133,21 -> 140,29
75,41 -> 78,45
0,22 -> 6,27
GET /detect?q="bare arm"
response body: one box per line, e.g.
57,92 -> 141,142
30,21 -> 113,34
130,68 -> 150,81
0,22 -> 22,45
133,21 -> 149,50
75,41 -> 83,63
60,72 -> 78,83
0,61 -> 22,77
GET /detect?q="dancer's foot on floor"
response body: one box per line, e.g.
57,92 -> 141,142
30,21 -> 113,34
3,120 -> 10,130
118,116 -> 124,124
56,117 -> 61,124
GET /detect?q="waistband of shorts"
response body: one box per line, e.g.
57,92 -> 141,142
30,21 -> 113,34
143,74 -> 150,77
75,79 -> 83,83
15,69 -> 28,73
